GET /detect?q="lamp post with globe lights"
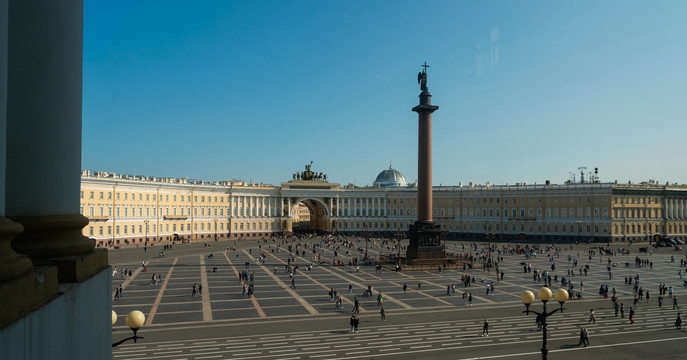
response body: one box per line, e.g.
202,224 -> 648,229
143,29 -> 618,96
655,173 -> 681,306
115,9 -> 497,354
521,287 -> 569,360
112,310 -> 145,347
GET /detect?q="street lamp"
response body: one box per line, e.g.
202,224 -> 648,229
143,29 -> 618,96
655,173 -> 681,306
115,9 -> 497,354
112,310 -> 145,347
213,219 -> 218,241
521,287 -> 568,360
144,220 -> 149,246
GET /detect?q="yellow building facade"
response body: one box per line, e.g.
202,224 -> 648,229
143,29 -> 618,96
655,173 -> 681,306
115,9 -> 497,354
80,169 -> 687,246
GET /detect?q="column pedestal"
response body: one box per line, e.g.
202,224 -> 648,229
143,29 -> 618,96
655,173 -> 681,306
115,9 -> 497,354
0,217 -> 32,282
10,214 -> 107,283
10,214 -> 95,260
406,221 -> 445,262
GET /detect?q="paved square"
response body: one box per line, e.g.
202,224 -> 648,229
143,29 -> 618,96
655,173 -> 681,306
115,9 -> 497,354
111,238 -> 687,359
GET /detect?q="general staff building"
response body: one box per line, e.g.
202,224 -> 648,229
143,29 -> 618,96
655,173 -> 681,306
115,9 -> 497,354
80,167 -> 687,247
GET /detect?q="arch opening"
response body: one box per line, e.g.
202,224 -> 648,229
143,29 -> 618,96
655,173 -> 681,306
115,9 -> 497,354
290,198 -> 330,234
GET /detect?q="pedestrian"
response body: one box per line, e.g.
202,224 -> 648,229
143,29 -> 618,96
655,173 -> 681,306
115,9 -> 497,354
469,293 -> 473,306
290,277 -> 296,289
114,287 -> 120,301
192,283 -> 198,297
674,296 -> 679,310
578,327 -> 586,346
381,306 -> 386,321
353,297 -> 360,314
447,284 -> 451,296
418,282 -> 421,289
536,314 -> 543,331
659,296 -> 664,308
198,284 -> 203,296
629,307 -> 635,324
614,302 -> 619,317
482,318 -> 489,337
350,315 -> 359,333
403,283 -> 408,294
589,309 -> 596,324
349,284 -> 353,294
676,313 -> 683,329
620,303 -> 625,318
119,285 -> 123,298
377,292 -> 383,306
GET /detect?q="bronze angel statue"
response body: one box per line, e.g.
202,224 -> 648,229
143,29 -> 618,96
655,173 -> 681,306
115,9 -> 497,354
418,70 -> 427,91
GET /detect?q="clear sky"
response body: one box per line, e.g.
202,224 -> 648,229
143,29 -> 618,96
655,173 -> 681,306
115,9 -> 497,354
82,1 -> 687,187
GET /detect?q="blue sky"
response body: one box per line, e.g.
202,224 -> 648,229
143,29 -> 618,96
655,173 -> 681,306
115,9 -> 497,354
82,1 -> 687,187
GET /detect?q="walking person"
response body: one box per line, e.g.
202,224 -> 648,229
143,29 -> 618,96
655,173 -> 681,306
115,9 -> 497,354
192,283 -> 198,297
469,293 -> 473,306
676,313 -> 683,329
578,327 -> 589,347
629,307 -> 635,324
589,309 -> 596,324
674,296 -> 680,310
381,306 -> 386,321
290,277 -> 296,289
482,318 -> 489,337
403,283 -> 408,294
350,315 -> 359,333
198,284 -> 203,296
352,297 -> 360,314
620,303 -> 625,318
377,291 -> 383,306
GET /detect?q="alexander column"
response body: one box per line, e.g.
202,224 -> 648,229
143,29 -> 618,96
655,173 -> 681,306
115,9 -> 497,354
407,63 -> 444,261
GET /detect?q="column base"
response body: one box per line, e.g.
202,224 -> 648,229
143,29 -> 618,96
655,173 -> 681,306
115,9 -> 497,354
0,266 -> 58,330
10,214 -> 95,261
406,221 -> 445,261
0,217 -> 33,283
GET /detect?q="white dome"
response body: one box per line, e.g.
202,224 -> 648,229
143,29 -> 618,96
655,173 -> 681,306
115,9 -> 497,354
374,166 -> 408,188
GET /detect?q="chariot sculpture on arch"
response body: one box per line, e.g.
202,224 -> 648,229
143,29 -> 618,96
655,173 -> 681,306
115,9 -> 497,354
294,161 -> 327,181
